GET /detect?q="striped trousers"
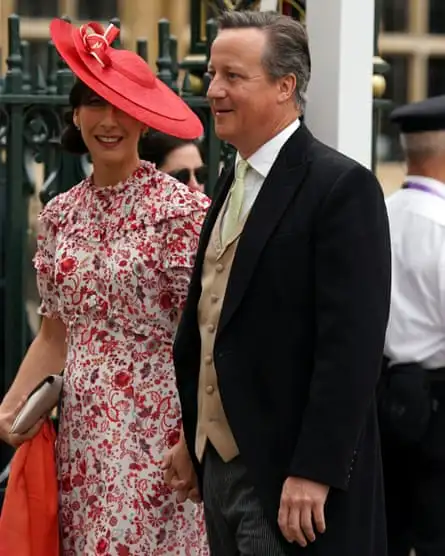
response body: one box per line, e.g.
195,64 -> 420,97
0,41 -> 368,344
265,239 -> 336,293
202,443 -> 292,556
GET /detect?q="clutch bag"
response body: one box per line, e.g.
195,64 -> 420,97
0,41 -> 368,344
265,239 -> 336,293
10,374 -> 63,435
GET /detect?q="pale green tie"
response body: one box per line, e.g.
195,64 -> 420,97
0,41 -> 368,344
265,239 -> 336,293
222,159 -> 249,245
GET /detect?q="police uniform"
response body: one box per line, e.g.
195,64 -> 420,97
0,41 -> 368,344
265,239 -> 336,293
381,95 -> 445,556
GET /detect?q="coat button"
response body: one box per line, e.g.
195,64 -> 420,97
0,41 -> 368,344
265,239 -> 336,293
206,385 -> 214,394
215,263 -> 224,273
204,355 -> 212,364
207,323 -> 216,333
210,294 -> 219,303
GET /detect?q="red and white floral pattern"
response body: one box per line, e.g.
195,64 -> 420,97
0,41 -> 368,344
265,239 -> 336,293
34,162 -> 210,555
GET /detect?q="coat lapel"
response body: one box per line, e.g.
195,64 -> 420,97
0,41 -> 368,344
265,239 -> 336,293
218,124 -> 314,335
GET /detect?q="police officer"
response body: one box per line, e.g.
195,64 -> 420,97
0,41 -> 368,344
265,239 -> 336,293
381,95 -> 445,556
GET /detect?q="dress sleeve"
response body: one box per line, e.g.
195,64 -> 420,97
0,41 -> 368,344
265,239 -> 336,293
33,206 -> 60,319
160,186 -> 210,311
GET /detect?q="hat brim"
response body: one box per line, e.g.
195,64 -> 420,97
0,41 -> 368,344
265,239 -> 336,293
50,19 -> 204,140
390,95 -> 445,134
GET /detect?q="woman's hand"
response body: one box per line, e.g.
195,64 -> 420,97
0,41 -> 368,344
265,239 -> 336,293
162,439 -> 201,503
0,396 -> 44,448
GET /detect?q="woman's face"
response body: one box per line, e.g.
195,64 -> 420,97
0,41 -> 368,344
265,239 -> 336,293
73,94 -> 145,167
161,144 -> 206,193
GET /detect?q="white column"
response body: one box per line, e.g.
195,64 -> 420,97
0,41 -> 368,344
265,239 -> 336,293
305,0 -> 375,169
259,0 -> 279,10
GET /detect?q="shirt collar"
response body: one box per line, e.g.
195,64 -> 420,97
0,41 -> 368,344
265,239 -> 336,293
235,118 -> 301,179
405,175 -> 445,197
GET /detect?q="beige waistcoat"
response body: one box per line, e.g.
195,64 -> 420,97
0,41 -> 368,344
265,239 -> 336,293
195,197 -> 247,463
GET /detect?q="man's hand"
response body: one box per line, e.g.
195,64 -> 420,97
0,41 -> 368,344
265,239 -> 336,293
162,439 -> 201,503
278,476 -> 329,547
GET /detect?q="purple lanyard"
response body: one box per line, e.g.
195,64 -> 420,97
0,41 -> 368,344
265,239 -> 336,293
402,181 -> 445,201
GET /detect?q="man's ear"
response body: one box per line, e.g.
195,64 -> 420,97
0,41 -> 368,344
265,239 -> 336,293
277,74 -> 297,104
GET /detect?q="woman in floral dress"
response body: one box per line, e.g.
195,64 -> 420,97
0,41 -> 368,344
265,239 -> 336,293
0,19 -> 210,555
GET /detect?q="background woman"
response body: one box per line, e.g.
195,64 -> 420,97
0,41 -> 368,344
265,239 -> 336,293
140,130 -> 207,193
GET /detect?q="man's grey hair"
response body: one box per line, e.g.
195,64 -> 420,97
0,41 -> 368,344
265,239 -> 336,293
218,10 -> 311,112
401,131 -> 445,159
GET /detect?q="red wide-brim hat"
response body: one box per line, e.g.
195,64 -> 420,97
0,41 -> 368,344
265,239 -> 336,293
50,19 -> 203,139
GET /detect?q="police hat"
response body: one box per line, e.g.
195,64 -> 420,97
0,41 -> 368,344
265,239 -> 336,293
390,95 -> 445,133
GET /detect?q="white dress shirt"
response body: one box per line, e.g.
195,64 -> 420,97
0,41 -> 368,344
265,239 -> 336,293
235,118 -> 301,220
385,175 -> 445,369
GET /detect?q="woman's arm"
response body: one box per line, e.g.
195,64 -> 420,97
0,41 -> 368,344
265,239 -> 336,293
0,316 -> 67,445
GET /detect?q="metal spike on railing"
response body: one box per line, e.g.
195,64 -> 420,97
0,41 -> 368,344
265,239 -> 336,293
157,19 -> 173,88
56,59 -> 74,95
4,14 -> 23,94
109,18 -> 121,48
136,38 -> 148,62
182,71 -> 194,98
20,40 -> 31,93
55,17 -> 74,95
206,19 -> 218,59
35,65 -> 47,95
169,36 -> 179,94
202,72 -> 212,96
46,40 -> 58,94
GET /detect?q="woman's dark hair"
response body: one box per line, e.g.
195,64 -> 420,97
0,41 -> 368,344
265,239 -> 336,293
61,80 -> 205,161
139,130 -> 204,168
60,80 -> 98,155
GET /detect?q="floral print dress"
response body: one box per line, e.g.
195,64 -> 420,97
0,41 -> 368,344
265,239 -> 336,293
34,162 -> 210,555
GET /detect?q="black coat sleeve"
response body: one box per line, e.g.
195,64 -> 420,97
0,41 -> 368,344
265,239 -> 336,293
288,164 -> 391,490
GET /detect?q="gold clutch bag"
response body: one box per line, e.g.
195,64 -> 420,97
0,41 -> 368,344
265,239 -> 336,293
10,374 -> 63,435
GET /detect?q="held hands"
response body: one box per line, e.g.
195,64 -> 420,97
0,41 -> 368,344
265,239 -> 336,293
0,396 -> 44,448
278,476 -> 329,547
162,440 -> 201,504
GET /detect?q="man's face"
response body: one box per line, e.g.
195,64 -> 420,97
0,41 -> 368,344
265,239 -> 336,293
207,28 -> 288,157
